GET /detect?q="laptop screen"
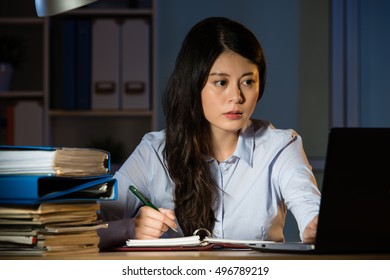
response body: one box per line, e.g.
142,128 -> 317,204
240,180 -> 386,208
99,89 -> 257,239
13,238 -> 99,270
315,127 -> 390,253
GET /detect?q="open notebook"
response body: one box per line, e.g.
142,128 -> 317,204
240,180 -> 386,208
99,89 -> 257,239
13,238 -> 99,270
119,228 -> 275,251
249,127 -> 390,254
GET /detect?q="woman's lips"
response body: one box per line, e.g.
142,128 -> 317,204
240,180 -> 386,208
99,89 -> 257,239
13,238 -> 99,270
223,110 -> 243,120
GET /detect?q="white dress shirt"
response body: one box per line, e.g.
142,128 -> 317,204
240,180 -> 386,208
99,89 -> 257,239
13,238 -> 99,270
98,119 -> 321,248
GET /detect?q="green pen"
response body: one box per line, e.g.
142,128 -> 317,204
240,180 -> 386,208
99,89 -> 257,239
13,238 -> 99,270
129,185 -> 159,211
129,185 -> 178,232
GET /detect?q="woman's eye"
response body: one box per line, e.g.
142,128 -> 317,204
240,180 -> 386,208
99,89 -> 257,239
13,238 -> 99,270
215,80 -> 227,87
242,79 -> 255,86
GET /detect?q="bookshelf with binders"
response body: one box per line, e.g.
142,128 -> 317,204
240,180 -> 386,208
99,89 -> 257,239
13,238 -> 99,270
0,1 -> 156,167
48,0 -> 156,167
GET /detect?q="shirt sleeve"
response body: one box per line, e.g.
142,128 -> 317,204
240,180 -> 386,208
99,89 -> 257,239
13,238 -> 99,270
98,137 -> 157,248
272,133 -> 321,240
97,218 -> 135,249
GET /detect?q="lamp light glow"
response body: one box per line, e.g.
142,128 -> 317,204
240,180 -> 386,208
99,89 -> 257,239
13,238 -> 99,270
35,0 -> 97,17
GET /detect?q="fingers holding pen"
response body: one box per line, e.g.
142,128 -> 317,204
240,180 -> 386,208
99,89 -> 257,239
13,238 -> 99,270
159,208 -> 178,231
134,206 -> 166,239
134,206 -> 178,239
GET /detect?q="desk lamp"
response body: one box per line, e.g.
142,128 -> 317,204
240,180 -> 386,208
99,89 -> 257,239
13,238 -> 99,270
35,0 -> 97,17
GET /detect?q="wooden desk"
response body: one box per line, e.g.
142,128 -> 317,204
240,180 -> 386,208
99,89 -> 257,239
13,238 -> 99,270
3,250 -> 390,260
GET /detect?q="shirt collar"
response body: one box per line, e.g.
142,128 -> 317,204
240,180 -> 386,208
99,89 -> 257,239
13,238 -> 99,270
205,120 -> 255,167
232,120 -> 254,167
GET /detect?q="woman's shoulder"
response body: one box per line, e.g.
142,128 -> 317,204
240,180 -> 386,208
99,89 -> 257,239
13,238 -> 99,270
127,130 -> 166,161
142,130 -> 166,142
138,130 -> 166,150
250,119 -> 299,142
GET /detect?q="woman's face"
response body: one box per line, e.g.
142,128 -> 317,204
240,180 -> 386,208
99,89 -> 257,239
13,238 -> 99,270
201,51 -> 260,136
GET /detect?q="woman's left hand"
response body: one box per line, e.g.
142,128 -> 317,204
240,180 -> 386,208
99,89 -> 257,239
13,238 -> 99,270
303,215 -> 318,243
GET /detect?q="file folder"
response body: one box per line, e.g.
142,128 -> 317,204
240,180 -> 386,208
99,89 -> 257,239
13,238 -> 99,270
13,101 -> 43,146
91,19 -> 120,110
121,19 -> 151,110
0,145 -> 110,176
0,174 -> 118,204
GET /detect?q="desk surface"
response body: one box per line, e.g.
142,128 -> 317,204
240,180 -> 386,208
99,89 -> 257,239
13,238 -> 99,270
3,250 -> 390,260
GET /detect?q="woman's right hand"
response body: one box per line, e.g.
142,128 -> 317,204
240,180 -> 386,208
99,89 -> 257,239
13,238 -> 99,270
134,206 -> 178,239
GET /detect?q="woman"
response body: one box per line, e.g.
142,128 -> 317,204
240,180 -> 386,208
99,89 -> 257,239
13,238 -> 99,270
98,17 -> 320,249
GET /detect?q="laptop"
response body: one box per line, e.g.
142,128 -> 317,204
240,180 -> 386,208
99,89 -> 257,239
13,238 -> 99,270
249,127 -> 390,254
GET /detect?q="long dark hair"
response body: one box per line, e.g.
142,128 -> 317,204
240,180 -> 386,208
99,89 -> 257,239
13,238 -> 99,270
163,17 -> 267,236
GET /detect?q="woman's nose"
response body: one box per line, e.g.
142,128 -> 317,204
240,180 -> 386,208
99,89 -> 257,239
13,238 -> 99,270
229,85 -> 243,104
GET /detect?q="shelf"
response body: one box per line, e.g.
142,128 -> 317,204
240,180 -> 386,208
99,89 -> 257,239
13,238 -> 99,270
0,18 -> 44,24
67,8 -> 153,17
49,110 -> 153,117
0,91 -> 44,99
1,1 -> 156,149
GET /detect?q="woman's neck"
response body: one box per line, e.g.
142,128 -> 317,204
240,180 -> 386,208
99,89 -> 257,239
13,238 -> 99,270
211,130 -> 239,163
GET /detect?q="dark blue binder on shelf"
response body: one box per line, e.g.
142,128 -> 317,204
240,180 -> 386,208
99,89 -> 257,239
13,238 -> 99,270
0,174 -> 118,204
50,19 -> 80,110
75,19 -> 92,110
61,19 -> 77,110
